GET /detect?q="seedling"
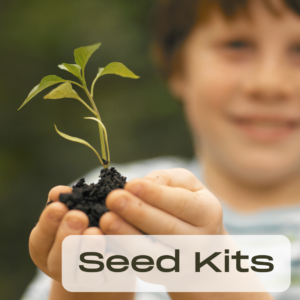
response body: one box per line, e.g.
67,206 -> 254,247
18,43 -> 139,169
19,43 -> 139,227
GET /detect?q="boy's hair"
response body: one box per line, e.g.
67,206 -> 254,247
151,0 -> 300,79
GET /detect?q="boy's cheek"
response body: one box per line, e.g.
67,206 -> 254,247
182,82 -> 230,141
203,128 -> 300,183
184,87 -> 300,181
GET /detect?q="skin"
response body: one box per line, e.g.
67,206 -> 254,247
30,186 -> 134,300
29,0 -> 300,299
169,0 -> 300,212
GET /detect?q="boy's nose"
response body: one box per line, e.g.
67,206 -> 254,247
243,58 -> 293,103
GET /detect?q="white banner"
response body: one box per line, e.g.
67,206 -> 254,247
62,235 -> 290,292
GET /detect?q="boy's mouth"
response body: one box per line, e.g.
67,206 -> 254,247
230,116 -> 300,142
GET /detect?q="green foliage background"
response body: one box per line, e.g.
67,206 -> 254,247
0,0 -> 193,299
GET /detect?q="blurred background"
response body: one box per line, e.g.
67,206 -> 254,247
0,0 -> 193,299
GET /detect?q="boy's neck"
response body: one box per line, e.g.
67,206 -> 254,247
199,154 -> 300,213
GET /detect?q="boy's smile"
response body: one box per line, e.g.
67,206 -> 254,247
170,0 -> 300,186
228,112 -> 300,143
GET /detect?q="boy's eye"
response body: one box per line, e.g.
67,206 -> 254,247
215,38 -> 253,61
218,39 -> 253,61
225,40 -> 250,49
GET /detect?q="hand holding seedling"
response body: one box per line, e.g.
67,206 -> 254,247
29,169 -> 224,283
29,186 -> 91,282
100,170 -> 274,300
29,170 -> 273,300
100,168 -> 226,236
29,186 -> 135,300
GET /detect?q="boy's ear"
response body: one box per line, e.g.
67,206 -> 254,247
167,73 -> 186,100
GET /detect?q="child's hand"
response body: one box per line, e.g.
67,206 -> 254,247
29,186 -> 99,282
101,168 -> 226,236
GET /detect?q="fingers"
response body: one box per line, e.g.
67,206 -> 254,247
106,189 -> 197,235
143,168 -> 205,192
29,202 -> 68,273
100,212 -> 142,235
83,226 -> 103,235
125,179 -> 220,227
47,210 -> 89,281
47,185 -> 72,204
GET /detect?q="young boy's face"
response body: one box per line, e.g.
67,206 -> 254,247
171,0 -> 300,185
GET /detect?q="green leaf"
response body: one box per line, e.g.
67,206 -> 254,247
54,124 -> 103,165
18,75 -> 66,110
74,43 -> 101,71
91,63 -> 139,96
44,82 -> 81,100
84,117 -> 106,128
44,83 -> 96,115
100,62 -> 139,78
58,63 -> 82,81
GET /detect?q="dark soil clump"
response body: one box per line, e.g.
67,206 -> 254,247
55,167 -> 126,227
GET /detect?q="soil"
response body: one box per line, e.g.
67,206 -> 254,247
47,167 -> 127,227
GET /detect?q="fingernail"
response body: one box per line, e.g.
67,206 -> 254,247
108,219 -> 121,232
114,197 -> 127,211
49,210 -> 64,222
66,217 -> 84,231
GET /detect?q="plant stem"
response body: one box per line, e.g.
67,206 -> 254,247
83,87 -> 109,168
68,81 -> 98,119
84,117 -> 110,166
69,81 -> 86,90
81,68 -> 87,87
76,98 -> 97,116
90,68 -> 103,97
91,77 -> 97,98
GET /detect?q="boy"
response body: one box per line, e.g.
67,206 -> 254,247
22,0 -> 300,299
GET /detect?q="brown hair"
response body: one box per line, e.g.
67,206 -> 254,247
151,0 -> 300,79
